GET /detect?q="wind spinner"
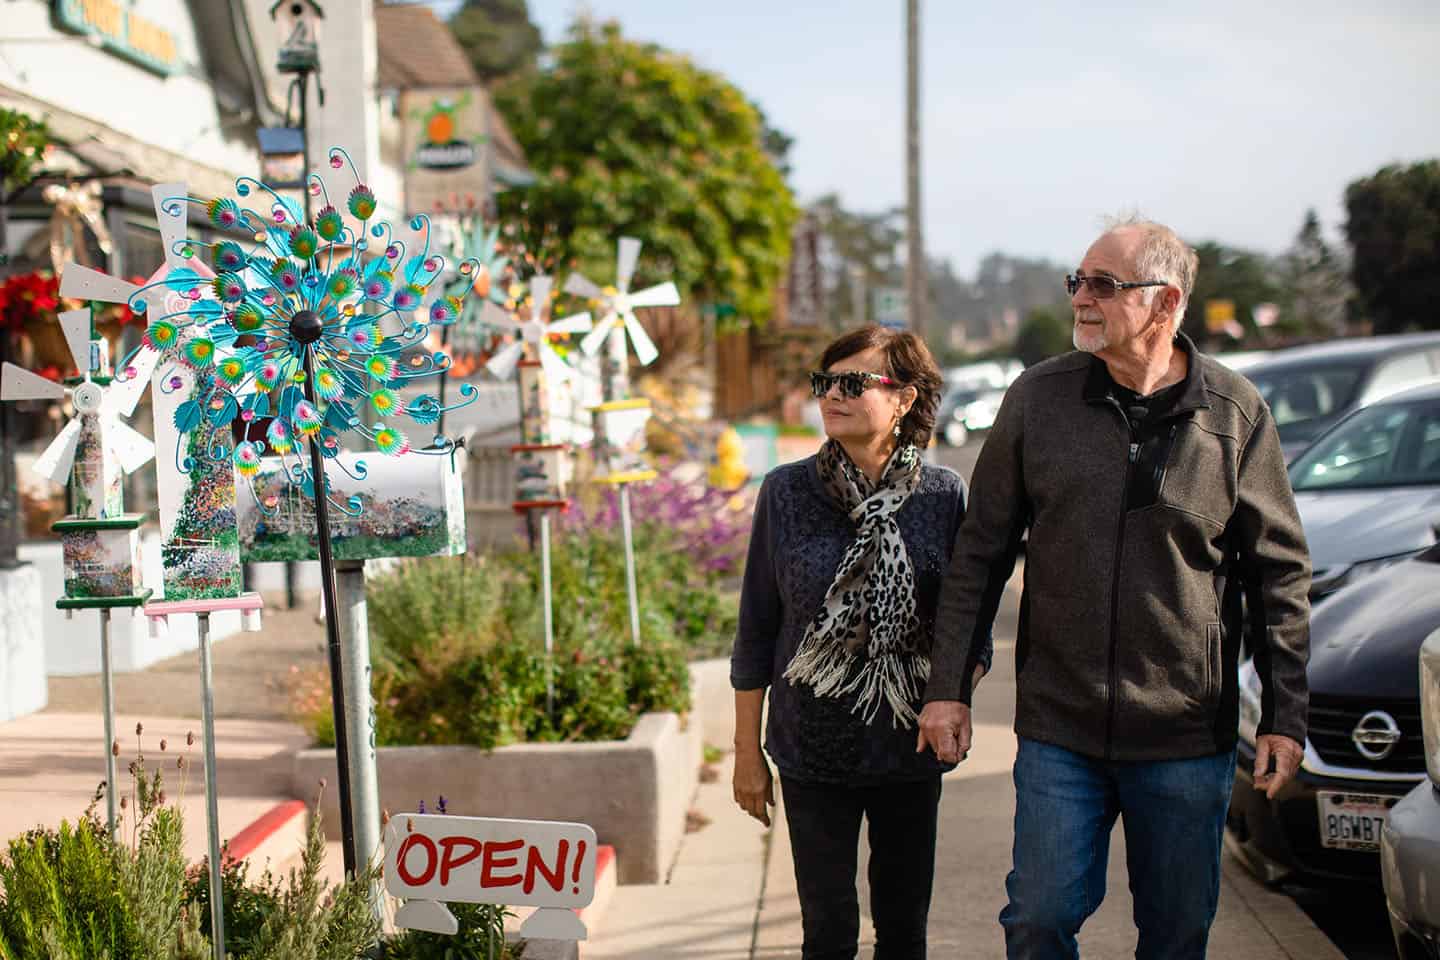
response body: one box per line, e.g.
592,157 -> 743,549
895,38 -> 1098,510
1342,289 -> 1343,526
562,237 -> 682,646
0,308 -> 156,838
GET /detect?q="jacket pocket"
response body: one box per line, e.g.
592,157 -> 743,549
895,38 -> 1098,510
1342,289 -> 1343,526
1205,622 -> 1222,702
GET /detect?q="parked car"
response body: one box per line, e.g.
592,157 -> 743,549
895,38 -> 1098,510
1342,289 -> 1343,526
1226,543 -> 1440,885
936,383 -> 1006,446
1211,349 -> 1272,372
1287,381 -> 1440,601
1380,626 -> 1440,959
1241,331 -> 1440,461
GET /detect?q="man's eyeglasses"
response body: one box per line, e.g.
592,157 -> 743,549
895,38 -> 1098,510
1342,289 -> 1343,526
1065,273 -> 1167,300
810,370 -> 902,399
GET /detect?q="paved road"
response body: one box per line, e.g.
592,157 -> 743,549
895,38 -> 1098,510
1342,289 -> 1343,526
930,436 -> 1395,960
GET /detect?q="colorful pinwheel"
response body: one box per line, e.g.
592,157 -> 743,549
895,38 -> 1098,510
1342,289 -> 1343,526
110,147 -> 484,511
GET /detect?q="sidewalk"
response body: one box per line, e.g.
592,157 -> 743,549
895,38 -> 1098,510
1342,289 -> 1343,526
582,576 -> 1347,959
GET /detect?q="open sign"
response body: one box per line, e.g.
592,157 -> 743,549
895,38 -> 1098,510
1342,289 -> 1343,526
385,814 -> 598,941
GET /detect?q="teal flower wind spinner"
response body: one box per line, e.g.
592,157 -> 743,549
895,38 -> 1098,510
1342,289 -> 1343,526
445,221 -> 511,353
117,148 -> 483,513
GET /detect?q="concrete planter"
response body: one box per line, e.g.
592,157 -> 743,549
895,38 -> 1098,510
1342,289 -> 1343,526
0,564 -> 46,722
292,677 -> 702,885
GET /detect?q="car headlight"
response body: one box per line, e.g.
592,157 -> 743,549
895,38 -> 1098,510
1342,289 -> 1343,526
1313,548 -> 1428,597
1238,658 -> 1262,747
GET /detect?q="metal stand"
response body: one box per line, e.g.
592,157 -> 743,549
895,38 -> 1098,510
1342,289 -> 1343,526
197,611 -> 227,960
539,509 -> 554,720
98,609 -> 117,838
335,559 -> 382,919
142,592 -> 260,960
617,483 -> 641,646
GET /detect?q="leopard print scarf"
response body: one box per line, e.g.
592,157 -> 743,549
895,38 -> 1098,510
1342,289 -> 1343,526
782,438 -> 927,727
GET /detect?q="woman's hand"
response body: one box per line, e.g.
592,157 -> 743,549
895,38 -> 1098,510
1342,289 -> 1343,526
733,747 -> 775,827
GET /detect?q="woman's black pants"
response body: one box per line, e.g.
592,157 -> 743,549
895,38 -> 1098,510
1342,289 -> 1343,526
780,774 -> 942,960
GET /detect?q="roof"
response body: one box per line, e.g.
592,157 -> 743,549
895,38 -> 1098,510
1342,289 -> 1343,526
374,3 -> 479,89
1373,380 -> 1440,404
372,3 -> 528,176
1245,331 -> 1440,372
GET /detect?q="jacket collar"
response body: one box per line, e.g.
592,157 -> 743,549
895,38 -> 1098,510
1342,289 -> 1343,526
1081,331 -> 1210,417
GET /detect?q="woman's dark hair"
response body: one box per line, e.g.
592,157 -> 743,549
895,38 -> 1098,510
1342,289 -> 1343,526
818,325 -> 944,449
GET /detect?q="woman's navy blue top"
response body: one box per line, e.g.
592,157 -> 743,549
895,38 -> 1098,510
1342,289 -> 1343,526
730,455 -> 991,785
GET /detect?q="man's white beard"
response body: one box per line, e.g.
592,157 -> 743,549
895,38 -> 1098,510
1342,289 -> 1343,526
1073,312 -> 1106,353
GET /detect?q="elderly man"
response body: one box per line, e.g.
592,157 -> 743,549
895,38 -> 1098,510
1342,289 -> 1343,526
917,218 -> 1310,958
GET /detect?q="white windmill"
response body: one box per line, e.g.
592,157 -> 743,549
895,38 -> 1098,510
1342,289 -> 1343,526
0,310 -> 154,517
483,275 -> 593,384
563,236 -> 679,371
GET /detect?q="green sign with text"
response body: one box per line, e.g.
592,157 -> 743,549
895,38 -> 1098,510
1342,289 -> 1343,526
54,0 -> 178,77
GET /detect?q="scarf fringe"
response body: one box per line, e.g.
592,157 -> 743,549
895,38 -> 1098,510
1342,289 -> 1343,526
784,643 -> 931,730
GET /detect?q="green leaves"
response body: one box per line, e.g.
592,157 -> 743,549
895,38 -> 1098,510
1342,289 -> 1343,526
494,19 -> 798,323
1344,160 -> 1440,335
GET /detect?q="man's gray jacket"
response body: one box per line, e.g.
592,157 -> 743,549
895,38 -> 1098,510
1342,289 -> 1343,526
924,338 -> 1311,761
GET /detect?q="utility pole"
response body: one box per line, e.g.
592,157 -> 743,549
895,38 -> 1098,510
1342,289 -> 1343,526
904,0 -> 926,340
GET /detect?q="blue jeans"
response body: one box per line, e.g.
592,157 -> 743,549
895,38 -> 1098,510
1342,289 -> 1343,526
1000,737 -> 1236,960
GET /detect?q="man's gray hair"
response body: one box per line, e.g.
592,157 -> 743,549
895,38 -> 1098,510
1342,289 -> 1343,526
1102,215 -> 1200,328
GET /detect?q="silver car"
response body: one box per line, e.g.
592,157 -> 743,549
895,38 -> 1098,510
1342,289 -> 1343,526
1287,382 -> 1440,601
1380,627 -> 1440,959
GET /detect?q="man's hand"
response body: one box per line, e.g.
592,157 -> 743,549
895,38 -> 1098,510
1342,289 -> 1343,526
733,747 -> 775,827
917,699 -> 973,764
1253,734 -> 1304,801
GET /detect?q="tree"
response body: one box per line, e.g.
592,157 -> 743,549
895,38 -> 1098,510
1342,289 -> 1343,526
1282,209 -> 1353,337
447,0 -> 542,84
1013,307 -> 1072,367
1344,160 -> 1440,333
1181,241 -> 1286,346
808,193 -> 904,327
493,19 -> 798,322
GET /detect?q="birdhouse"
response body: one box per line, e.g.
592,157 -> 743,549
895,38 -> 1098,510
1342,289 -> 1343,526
270,0 -> 324,74
257,127 -> 306,188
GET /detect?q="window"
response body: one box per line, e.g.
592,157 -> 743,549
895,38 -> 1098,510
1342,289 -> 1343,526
1250,365 -> 1364,429
1360,353 -> 1435,404
1290,399 -> 1440,491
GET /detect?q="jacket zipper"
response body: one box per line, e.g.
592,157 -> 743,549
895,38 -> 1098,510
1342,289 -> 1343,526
1104,400 -> 1137,760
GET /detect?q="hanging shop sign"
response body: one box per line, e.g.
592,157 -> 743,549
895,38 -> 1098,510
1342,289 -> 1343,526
399,86 -> 490,215
54,0 -> 179,77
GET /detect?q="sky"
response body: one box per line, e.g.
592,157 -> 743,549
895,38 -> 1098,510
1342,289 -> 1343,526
428,0 -> 1440,279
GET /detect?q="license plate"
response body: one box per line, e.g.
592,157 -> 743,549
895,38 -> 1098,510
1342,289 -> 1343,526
1316,790 -> 1390,851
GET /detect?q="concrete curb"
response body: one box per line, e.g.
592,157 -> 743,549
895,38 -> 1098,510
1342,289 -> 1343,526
224,798 -> 307,870
293,710 -> 701,884
1219,854 -> 1348,959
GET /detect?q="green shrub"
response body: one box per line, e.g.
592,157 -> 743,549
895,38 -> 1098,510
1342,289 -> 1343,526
0,746 -> 380,960
309,520 -> 714,751
382,902 -> 518,959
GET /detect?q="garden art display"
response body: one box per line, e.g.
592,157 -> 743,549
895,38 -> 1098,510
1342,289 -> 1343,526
9,162 -> 683,953
564,236 -> 679,645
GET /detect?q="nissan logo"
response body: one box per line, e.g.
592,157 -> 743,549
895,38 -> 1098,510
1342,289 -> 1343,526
1352,710 -> 1402,761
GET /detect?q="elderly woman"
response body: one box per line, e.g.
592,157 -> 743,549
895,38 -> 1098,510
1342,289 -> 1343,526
730,325 -> 991,960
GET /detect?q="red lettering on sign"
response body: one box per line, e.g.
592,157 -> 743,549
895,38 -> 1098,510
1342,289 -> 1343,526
480,838 -> 525,888
524,839 -> 569,895
439,837 -> 484,886
396,834 -> 437,886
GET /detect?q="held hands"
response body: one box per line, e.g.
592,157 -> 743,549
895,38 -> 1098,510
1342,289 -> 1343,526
1253,734 -> 1304,801
916,664 -> 985,764
733,747 -> 775,827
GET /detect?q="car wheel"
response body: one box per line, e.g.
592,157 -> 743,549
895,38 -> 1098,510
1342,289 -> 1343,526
944,421 -> 969,447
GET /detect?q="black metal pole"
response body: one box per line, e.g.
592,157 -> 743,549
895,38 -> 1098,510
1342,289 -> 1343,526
436,323 -> 449,440
298,68 -> 357,878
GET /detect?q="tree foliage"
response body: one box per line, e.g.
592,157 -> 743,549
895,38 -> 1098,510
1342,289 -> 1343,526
1344,160 -> 1440,333
1181,241 -> 1286,344
446,0 -> 542,84
1013,306 -> 1073,367
1282,208 -> 1353,337
493,19 -> 798,321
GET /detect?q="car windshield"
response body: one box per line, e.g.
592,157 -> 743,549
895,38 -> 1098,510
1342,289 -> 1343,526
1248,364 -> 1366,433
1289,396 -> 1440,491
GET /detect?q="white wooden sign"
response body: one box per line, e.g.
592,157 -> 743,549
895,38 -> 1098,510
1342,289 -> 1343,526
385,814 -> 597,941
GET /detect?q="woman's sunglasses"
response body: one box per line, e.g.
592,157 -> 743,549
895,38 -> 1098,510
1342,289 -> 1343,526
810,370 -> 902,399
1064,273 -> 1167,300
